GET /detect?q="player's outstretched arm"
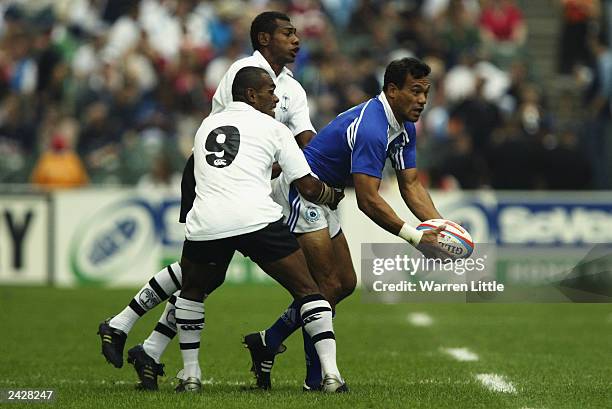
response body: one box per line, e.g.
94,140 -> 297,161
353,173 -> 405,234
294,176 -> 344,209
353,173 -> 445,257
396,168 -> 442,222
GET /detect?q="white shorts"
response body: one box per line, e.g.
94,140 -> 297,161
271,173 -> 342,238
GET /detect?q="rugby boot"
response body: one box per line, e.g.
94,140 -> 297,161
242,331 -> 286,390
321,374 -> 349,393
127,344 -> 165,390
174,376 -> 201,393
98,318 -> 127,368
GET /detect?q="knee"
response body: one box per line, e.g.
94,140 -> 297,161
339,274 -> 357,300
317,278 -> 344,306
326,270 -> 357,305
178,264 -> 204,301
179,287 -> 205,302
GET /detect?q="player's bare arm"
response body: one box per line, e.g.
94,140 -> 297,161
294,130 -> 316,149
293,175 -> 344,209
353,172 -> 444,255
396,168 -> 442,221
353,173 -> 405,234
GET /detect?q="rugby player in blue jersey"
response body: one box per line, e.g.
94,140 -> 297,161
246,57 -> 447,391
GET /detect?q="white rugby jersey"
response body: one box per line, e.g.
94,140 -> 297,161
185,102 -> 312,241
211,51 -> 315,137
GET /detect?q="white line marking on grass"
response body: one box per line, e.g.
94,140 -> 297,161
475,373 -> 517,394
99,380 -> 131,385
441,347 -> 479,362
406,312 -> 433,327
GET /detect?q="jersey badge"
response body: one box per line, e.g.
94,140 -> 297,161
280,94 -> 289,112
304,206 -> 321,223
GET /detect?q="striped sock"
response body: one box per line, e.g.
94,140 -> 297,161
299,295 -> 341,380
142,293 -> 178,363
175,296 -> 205,380
303,310 -> 335,388
110,262 -> 182,334
263,300 -> 300,351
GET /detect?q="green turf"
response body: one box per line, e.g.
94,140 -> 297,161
0,285 -> 610,408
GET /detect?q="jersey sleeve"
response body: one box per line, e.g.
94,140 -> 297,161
388,123 -> 417,170
211,66 -> 235,114
275,123 -> 312,182
286,84 -> 315,136
350,105 -> 388,179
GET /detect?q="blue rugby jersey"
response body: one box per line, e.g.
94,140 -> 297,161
303,93 -> 417,188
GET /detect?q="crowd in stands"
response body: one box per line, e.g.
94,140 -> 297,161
0,0 -> 610,190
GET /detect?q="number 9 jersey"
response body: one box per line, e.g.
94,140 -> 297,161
185,101 -> 312,241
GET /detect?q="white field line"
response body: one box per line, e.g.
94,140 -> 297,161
441,347 -> 479,362
406,312 -> 433,327
475,373 -> 517,394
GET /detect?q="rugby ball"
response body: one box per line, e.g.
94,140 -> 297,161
416,219 -> 474,259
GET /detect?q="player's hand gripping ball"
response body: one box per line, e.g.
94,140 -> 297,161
417,219 -> 474,259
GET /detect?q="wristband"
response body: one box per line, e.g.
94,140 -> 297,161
315,182 -> 336,205
398,223 -> 423,246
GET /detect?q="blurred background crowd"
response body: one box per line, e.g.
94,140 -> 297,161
0,0 -> 610,191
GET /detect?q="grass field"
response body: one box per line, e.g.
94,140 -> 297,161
1,285 -> 611,408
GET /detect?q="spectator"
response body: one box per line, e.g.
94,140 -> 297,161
540,130 -> 591,189
479,0 -> 527,67
437,0 -> 481,67
486,119 -> 541,189
582,33 -> 612,188
557,0 -> 600,74
77,101 -> 122,183
605,0 -> 612,47
30,117 -> 89,189
137,152 -> 181,195
0,93 -> 36,182
451,76 -> 503,153
7,29 -> 37,95
431,125 -> 490,189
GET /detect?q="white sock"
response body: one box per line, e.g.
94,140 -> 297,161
142,292 -> 179,363
108,306 -> 140,335
300,295 -> 341,380
175,296 -> 205,379
110,262 -> 182,334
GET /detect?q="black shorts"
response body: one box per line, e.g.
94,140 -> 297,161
182,219 -> 300,266
179,154 -> 196,223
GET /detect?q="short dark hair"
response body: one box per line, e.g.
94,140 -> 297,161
232,66 -> 270,102
250,11 -> 291,51
383,58 -> 431,91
